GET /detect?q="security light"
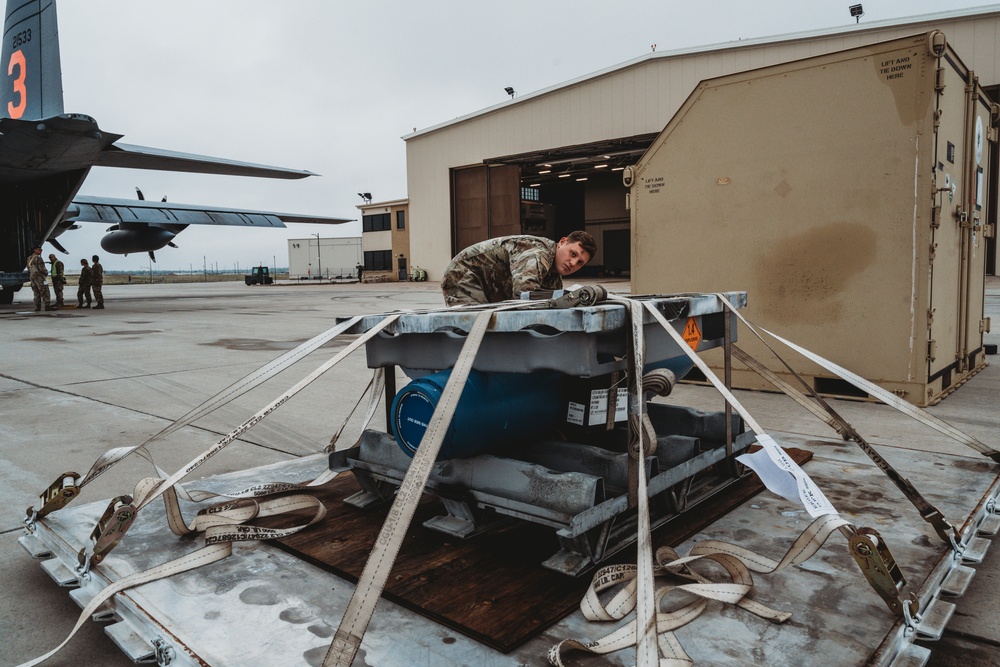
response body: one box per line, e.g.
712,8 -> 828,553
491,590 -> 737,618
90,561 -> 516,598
849,4 -> 864,22
504,86 -> 515,98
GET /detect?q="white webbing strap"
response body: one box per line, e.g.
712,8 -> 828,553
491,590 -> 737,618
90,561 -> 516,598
323,307 -> 497,667
16,492 -> 327,667
611,295 -> 658,665
715,296 -> 999,460
73,314 -> 400,566
325,368 -> 385,452
55,315 -> 367,505
549,514 -> 850,667
128,314 -> 399,516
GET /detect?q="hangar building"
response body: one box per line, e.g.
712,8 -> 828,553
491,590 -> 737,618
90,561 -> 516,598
402,7 -> 1000,281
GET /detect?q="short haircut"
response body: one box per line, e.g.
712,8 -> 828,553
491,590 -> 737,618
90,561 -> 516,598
566,230 -> 597,260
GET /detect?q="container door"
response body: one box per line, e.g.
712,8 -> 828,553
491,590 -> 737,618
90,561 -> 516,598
927,62 -> 966,386
928,64 -> 993,389
959,90 -> 992,366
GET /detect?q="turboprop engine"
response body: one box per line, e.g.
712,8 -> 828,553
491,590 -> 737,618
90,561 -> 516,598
100,224 -> 180,255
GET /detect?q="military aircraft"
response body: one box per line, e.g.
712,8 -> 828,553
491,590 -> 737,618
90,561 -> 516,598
0,0 -> 350,304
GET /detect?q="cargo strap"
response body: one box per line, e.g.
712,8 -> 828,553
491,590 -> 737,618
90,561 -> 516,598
549,514 -> 850,667
325,368 -> 385,452
72,313 -> 400,569
24,314 -> 367,524
323,306 -> 499,667
17,491 -> 327,667
645,299 -> 925,613
716,298 -> 975,548
717,296 -> 999,462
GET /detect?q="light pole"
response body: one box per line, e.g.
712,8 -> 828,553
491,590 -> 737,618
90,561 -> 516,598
313,233 -> 322,280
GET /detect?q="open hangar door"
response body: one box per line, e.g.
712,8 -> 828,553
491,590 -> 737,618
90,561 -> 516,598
449,134 -> 656,274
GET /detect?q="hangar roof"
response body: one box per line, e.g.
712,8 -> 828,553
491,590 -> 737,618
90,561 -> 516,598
403,5 -> 1000,142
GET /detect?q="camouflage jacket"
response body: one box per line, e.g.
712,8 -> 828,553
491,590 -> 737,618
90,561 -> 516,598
78,266 -> 93,287
26,253 -> 48,280
91,262 -> 104,285
440,235 -> 562,305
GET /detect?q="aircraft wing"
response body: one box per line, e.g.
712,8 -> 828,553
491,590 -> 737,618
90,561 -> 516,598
68,196 -> 353,227
94,143 -> 318,180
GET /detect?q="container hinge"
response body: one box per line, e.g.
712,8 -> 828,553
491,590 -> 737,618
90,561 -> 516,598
989,127 -> 999,144
985,223 -> 996,239
849,528 -> 915,617
928,30 -> 947,58
935,67 -> 946,92
982,317 -> 992,334
928,339 -> 937,362
931,203 -> 941,228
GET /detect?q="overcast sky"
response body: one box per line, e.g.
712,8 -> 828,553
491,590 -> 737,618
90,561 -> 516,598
52,0 -> 991,273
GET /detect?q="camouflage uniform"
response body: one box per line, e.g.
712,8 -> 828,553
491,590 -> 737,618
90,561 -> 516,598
441,235 -> 563,306
78,264 -> 93,307
91,259 -> 104,308
26,252 -> 51,310
49,257 -> 65,307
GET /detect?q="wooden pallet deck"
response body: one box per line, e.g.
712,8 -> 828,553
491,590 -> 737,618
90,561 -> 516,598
273,448 -> 812,652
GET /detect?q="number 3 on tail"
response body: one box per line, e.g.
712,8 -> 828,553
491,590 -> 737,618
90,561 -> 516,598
7,49 -> 26,118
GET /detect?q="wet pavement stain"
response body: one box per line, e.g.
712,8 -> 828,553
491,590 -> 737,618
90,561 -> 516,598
92,329 -> 163,336
202,337 -> 349,352
202,338 -> 306,352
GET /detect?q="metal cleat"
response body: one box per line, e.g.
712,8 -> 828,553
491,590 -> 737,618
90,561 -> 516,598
77,494 -> 137,570
25,471 -> 81,525
849,528 -> 914,616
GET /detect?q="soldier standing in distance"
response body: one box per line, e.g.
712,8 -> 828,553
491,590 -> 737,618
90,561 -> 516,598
48,253 -> 65,308
91,255 -> 105,309
440,231 -> 596,306
77,258 -> 93,308
26,245 -> 56,311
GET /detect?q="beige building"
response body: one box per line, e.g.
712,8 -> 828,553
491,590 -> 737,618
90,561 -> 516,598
287,236 -> 361,280
359,198 -> 410,281
403,7 -> 1000,281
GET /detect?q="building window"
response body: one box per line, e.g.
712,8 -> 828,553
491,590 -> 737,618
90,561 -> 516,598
521,186 -> 540,202
364,250 -> 392,271
362,213 -> 391,232
396,210 -> 406,230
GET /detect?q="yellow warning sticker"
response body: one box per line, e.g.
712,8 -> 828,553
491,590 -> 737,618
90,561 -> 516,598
682,318 -> 702,351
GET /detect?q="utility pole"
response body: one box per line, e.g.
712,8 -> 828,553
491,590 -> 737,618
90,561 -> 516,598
313,233 -> 322,281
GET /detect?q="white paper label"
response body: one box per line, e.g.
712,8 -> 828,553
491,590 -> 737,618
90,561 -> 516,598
566,402 -> 585,426
737,434 -> 837,518
587,388 -> 627,426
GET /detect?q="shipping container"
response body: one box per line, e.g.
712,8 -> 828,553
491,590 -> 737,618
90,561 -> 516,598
627,31 -> 995,406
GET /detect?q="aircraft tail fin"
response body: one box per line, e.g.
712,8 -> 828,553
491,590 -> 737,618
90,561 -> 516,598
2,0 -> 64,120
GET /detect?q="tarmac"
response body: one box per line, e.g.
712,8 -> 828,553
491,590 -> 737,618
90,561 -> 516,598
0,277 -> 998,667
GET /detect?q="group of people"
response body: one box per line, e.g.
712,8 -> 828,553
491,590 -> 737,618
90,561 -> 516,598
26,246 -> 104,311
26,231 -> 594,312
